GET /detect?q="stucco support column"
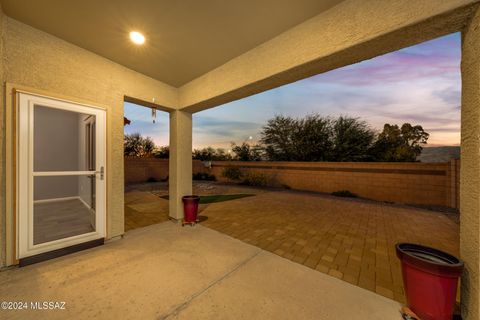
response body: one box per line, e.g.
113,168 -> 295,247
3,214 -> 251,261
169,110 -> 193,220
461,7 -> 480,320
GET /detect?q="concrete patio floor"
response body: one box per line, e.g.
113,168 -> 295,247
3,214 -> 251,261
0,222 -> 400,320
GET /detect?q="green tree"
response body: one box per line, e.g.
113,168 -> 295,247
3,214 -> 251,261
294,114 -> 333,161
331,116 -> 376,161
192,147 -> 232,161
231,142 -> 263,161
154,146 -> 169,159
192,147 -> 215,161
261,114 -> 333,161
261,115 -> 298,161
213,148 -> 233,161
371,123 -> 429,161
261,114 -> 376,161
124,133 -> 155,157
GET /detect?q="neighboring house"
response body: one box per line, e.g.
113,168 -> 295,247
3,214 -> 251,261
0,2 -> 480,319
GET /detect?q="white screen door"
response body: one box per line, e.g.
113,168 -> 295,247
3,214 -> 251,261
17,92 -> 106,259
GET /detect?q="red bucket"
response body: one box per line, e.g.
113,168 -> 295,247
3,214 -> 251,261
396,243 -> 463,320
182,195 -> 200,224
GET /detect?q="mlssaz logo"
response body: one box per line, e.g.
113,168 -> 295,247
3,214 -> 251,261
30,301 -> 66,310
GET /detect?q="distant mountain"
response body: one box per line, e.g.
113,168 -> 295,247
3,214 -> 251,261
417,146 -> 460,163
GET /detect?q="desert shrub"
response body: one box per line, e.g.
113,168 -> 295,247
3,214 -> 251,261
193,172 -> 216,181
241,172 -> 267,187
221,167 -> 243,181
124,133 -> 155,157
331,190 -> 357,198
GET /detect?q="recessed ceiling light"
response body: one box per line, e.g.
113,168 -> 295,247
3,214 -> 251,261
129,31 -> 145,45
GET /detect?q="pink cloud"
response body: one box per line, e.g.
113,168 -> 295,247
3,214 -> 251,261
305,47 -> 459,87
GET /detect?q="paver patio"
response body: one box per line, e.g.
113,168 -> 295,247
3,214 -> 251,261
124,185 -> 170,231
124,182 -> 460,303
124,182 -> 267,231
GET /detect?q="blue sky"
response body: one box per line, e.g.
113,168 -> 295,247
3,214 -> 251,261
125,32 -> 461,149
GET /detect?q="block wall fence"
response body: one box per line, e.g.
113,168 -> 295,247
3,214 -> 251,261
124,157 -> 460,209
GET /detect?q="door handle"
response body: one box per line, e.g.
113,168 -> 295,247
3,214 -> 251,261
95,166 -> 104,180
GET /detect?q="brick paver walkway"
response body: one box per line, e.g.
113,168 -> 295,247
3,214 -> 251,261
124,189 -> 169,231
124,182 -> 264,231
124,183 -> 459,303
199,190 -> 459,303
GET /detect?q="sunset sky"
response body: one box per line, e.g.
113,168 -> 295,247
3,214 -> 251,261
124,32 -> 461,149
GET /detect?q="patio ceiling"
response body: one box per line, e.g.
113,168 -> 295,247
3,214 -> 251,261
0,0 -> 343,87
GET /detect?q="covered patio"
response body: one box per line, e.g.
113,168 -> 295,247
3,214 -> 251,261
1,1 -> 480,319
1,222 -> 399,319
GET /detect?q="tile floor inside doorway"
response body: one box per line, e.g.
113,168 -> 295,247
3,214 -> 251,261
34,198 -> 94,244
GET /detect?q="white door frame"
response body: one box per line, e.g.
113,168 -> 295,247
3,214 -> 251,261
16,92 -> 106,259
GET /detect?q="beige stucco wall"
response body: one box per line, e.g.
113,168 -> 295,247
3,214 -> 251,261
0,16 -> 179,267
169,110 -> 193,220
0,4 -> 5,267
461,6 -> 480,319
178,0 -> 479,112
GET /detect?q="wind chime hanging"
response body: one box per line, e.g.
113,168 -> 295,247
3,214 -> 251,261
151,107 -> 157,123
